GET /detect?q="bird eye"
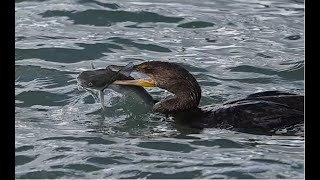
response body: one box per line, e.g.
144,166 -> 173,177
88,82 -> 93,86
144,67 -> 152,72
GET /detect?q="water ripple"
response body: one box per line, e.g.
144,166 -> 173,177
78,0 -> 120,9
40,9 -> 184,26
178,21 -> 215,28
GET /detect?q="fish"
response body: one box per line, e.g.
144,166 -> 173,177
77,61 -> 155,110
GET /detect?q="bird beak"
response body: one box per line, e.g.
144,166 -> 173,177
112,65 -> 157,87
113,78 -> 156,87
112,64 -> 157,87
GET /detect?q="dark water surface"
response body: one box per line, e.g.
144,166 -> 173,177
15,0 -> 304,179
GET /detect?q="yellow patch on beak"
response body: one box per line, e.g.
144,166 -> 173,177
137,64 -> 149,70
113,64 -> 157,87
113,79 -> 156,87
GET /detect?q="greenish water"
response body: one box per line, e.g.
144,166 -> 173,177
15,0 -> 304,179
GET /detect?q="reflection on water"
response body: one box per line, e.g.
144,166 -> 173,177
15,0 -> 304,179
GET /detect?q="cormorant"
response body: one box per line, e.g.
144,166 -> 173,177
113,61 -> 304,134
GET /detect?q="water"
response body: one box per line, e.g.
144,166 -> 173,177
15,0 -> 304,179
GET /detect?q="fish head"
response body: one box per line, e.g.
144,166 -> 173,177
77,62 -> 135,90
77,68 -> 115,90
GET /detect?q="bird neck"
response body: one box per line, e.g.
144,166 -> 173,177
153,78 -> 202,114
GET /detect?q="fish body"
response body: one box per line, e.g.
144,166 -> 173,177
77,64 -> 155,108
